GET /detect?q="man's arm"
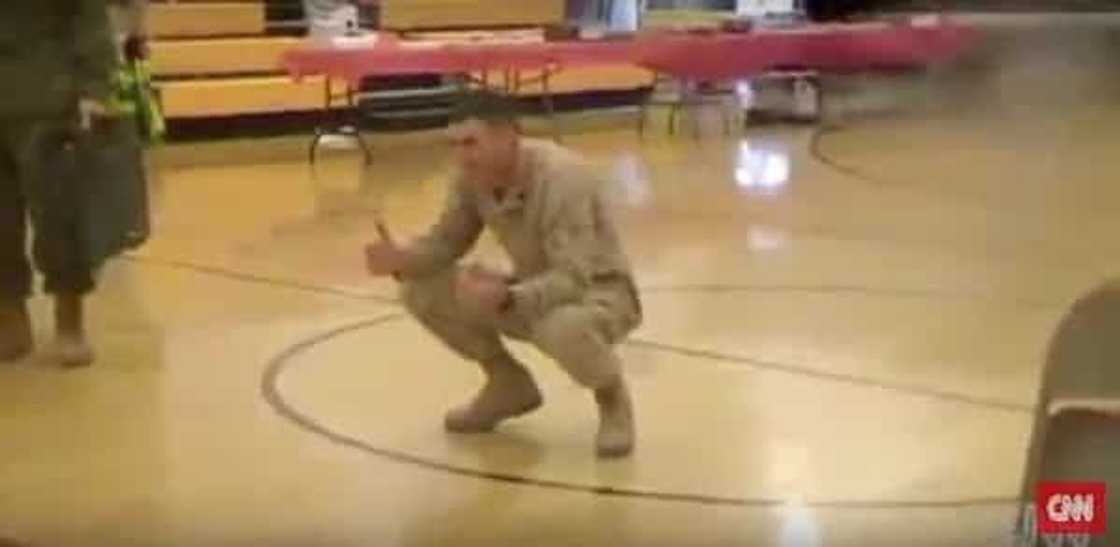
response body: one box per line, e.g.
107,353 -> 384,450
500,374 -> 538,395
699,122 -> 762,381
112,0 -> 151,60
122,0 -> 149,37
397,181 -> 484,278
507,190 -> 599,317
73,0 -> 118,107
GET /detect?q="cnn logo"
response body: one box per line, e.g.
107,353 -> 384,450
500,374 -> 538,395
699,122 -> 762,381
1048,494 -> 1096,525
1037,482 -> 1107,536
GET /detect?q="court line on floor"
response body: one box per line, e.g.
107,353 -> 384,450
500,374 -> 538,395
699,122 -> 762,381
126,254 -> 1044,412
262,314 -> 1022,509
143,253 -> 1032,506
121,255 -> 398,305
809,123 -> 893,186
641,283 -> 1061,310
127,254 -> 1064,311
807,120 -> 1120,294
626,338 -> 1033,413
810,118 -> 1120,225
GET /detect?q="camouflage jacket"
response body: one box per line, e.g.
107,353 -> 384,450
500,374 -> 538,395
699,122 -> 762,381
0,0 -> 118,119
401,138 -> 639,320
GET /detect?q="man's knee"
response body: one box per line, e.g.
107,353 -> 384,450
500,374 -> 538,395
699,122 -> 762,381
532,305 -> 622,389
398,270 -> 456,319
398,270 -> 508,362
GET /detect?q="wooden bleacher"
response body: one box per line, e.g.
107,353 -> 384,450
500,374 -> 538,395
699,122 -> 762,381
148,0 -> 653,121
150,37 -> 300,76
149,2 -> 265,38
380,0 -> 565,30
150,0 -> 319,118
159,75 -> 325,118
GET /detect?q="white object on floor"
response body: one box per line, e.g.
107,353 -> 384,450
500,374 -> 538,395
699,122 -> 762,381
738,0 -> 796,18
791,77 -> 820,120
317,133 -> 361,150
909,14 -> 943,28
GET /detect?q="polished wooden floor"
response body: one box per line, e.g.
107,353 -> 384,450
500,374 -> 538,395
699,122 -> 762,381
5,40 -> 1120,545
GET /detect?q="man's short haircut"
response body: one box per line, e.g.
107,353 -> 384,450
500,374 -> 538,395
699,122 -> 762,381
449,90 -> 522,128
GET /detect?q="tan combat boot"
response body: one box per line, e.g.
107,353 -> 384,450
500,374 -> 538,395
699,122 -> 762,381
445,355 -> 543,433
594,378 -> 635,458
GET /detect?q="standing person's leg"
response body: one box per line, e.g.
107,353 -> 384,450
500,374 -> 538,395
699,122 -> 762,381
399,268 -> 542,432
0,123 -> 33,362
528,283 -> 641,457
50,292 -> 93,367
18,121 -> 96,367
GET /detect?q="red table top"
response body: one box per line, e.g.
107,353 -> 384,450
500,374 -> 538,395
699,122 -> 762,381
283,18 -> 976,84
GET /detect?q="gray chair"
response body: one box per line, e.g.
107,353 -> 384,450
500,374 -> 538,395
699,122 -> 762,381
1016,280 -> 1120,544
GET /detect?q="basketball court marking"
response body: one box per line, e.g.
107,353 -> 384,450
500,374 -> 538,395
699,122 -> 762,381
260,312 -> 1025,509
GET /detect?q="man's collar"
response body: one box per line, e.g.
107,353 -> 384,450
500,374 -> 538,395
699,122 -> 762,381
491,139 -> 535,212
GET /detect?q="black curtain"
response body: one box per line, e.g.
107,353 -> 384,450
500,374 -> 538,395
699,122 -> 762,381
805,0 -> 871,20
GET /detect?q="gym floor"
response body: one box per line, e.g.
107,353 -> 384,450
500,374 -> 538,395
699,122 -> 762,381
4,19 -> 1120,546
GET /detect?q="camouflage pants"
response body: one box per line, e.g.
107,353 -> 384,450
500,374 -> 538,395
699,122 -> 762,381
0,118 -> 94,299
400,267 -> 641,390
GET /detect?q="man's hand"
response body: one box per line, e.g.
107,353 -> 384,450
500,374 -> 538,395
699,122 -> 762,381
455,263 -> 511,313
78,98 -> 109,132
124,34 -> 150,61
364,223 -> 408,277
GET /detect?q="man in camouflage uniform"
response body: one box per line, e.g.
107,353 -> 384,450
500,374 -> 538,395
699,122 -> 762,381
365,93 -> 642,458
0,0 -> 125,366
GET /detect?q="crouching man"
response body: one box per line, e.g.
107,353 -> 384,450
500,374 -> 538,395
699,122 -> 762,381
364,92 -> 642,458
